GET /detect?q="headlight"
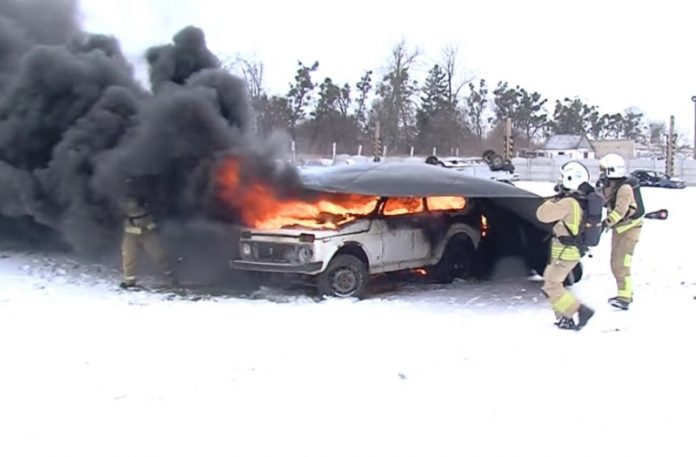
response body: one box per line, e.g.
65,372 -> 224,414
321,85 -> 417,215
298,245 -> 314,263
241,243 -> 252,257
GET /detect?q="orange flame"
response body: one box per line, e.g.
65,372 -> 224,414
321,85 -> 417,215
216,158 -> 470,230
412,268 -> 429,277
481,215 -> 489,238
216,158 -> 379,229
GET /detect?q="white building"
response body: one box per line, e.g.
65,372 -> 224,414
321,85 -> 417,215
537,134 -> 596,159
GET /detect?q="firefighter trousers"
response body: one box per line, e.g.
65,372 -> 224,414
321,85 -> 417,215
542,259 -> 581,318
121,231 -> 172,285
610,226 -> 641,301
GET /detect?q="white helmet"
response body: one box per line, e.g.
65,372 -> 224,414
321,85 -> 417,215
599,153 -> 626,179
560,161 -> 590,191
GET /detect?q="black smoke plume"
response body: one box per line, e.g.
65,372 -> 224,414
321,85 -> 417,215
0,1 -> 302,283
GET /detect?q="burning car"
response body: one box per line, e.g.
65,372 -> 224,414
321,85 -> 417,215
233,195 -> 481,297
217,160 -> 572,298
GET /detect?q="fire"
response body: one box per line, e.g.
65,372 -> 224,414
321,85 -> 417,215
413,268 -> 429,277
426,196 -> 467,211
216,158 -> 379,229
481,215 -> 489,238
215,158 -> 471,230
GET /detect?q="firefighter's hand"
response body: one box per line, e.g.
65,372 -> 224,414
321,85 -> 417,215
602,219 -> 611,231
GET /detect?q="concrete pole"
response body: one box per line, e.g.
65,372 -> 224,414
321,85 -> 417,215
504,117 -> 513,160
691,96 -> 696,159
373,121 -> 381,162
666,116 -> 675,177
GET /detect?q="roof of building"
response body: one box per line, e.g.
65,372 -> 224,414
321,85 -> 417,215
543,134 -> 594,150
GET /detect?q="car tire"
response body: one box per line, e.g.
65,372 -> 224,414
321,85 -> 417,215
316,254 -> 369,298
429,234 -> 475,284
563,262 -> 583,287
482,149 -> 497,162
425,155 -> 444,166
489,154 -> 505,170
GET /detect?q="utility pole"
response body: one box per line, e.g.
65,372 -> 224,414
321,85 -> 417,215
691,96 -> 696,159
503,117 -> 513,160
372,121 -> 382,162
666,115 -> 675,177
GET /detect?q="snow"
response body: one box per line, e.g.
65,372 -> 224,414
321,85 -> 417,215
1,183 -> 695,457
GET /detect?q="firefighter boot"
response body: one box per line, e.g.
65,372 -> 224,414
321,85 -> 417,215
576,304 -> 595,330
556,316 -> 577,330
608,297 -> 630,310
119,280 -> 136,289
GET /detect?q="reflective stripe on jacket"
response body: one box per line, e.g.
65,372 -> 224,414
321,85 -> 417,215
536,196 -> 582,261
606,183 -> 643,233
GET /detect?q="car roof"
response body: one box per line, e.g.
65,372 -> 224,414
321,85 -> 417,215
300,161 -> 534,198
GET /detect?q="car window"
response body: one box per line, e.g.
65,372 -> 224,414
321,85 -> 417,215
426,196 -> 467,211
383,197 -> 425,216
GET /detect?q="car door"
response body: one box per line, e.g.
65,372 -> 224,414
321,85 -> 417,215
379,197 -> 431,269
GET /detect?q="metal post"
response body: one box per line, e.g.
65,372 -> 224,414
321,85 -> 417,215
691,96 -> 696,159
332,142 -> 336,160
410,146 -> 414,157
291,140 -> 296,163
357,144 -> 362,156
432,147 -> 437,157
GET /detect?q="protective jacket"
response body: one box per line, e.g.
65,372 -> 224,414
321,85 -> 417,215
536,195 -> 583,261
604,180 -> 643,233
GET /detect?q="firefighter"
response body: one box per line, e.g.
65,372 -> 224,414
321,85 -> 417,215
119,181 -> 176,289
598,153 -> 643,310
536,161 -> 595,330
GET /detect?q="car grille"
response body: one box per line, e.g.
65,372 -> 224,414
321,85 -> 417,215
254,243 -> 293,263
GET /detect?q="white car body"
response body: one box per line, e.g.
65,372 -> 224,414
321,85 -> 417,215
231,197 -> 481,296
435,157 -> 519,182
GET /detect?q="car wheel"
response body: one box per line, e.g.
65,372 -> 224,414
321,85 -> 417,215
316,254 -> 369,298
425,155 -> 444,166
489,154 -> 505,170
482,149 -> 497,162
429,234 -> 475,284
563,262 -> 583,287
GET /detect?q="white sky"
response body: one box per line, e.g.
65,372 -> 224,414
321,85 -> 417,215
78,0 -> 695,142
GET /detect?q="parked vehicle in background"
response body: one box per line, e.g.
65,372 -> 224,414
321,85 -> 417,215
630,170 -> 686,189
425,150 -> 518,182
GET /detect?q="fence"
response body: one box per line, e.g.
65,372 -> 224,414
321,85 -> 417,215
511,157 -> 696,185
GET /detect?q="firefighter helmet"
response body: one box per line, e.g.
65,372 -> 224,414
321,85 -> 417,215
560,161 -> 590,191
599,153 -> 626,179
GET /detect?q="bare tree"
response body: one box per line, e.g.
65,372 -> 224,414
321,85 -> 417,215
222,55 -> 265,100
439,43 -> 471,107
372,40 -> 420,152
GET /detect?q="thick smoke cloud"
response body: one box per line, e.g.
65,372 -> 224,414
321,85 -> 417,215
0,0 -> 302,281
0,0 -> 79,94
145,26 -> 220,93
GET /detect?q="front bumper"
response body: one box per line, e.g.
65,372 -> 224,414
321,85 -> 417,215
231,260 -> 324,274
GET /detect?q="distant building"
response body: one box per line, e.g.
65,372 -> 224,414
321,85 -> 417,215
590,139 -> 636,160
537,134 -> 595,159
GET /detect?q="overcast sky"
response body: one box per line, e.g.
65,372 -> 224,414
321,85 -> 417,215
78,0 -> 695,142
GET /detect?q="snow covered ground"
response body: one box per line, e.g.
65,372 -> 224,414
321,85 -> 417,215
1,182 -> 695,457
